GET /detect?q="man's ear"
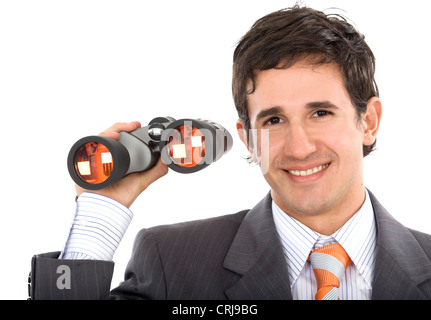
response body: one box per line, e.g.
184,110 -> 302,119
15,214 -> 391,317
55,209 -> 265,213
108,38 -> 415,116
236,118 -> 250,151
362,97 -> 382,146
236,118 -> 256,163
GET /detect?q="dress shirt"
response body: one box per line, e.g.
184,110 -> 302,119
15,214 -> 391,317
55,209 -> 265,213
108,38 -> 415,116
60,192 -> 133,260
272,189 -> 377,300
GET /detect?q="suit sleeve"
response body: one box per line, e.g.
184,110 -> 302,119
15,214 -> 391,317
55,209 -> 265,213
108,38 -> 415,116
30,229 -> 166,300
29,251 -> 114,300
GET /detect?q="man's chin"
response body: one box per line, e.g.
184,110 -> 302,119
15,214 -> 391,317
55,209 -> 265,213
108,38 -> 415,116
270,187 -> 333,217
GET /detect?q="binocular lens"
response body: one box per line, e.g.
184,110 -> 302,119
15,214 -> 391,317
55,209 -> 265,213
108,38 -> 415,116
167,125 -> 206,168
74,141 -> 113,184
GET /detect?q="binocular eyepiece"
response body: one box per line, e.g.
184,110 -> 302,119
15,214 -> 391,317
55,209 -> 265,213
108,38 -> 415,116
68,117 -> 233,190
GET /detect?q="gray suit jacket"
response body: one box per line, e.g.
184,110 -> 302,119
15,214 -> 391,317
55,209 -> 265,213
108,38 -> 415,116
30,191 -> 431,299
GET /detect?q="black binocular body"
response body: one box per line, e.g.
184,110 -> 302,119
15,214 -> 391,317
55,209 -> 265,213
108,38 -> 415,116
67,117 -> 233,190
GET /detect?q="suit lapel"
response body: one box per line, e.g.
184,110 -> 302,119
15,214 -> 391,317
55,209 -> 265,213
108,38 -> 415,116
369,191 -> 431,299
223,193 -> 293,300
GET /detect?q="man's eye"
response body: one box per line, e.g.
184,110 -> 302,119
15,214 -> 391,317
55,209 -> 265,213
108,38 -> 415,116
266,117 -> 281,125
312,110 -> 332,118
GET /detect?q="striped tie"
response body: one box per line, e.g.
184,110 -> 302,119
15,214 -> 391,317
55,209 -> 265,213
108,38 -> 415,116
309,243 -> 352,300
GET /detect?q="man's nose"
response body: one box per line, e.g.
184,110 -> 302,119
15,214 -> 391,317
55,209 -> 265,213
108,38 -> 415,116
283,123 -> 317,160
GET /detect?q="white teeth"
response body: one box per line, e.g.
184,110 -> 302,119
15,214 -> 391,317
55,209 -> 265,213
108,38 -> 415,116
288,164 -> 329,176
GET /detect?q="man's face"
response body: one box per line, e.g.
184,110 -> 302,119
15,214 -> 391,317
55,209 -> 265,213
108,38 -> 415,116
241,61 -> 377,220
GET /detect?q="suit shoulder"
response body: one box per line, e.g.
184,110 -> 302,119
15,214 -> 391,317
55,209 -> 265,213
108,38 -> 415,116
134,209 -> 249,251
150,209 -> 249,240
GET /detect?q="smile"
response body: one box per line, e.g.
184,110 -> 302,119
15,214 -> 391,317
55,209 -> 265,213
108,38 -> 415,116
286,163 -> 330,177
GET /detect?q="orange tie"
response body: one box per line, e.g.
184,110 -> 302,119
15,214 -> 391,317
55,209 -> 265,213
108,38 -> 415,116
309,243 -> 352,300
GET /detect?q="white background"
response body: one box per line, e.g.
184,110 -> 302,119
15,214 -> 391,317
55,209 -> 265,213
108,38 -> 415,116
1,0 -> 430,299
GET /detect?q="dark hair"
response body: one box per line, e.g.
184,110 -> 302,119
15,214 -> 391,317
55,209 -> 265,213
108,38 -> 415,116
232,5 -> 379,157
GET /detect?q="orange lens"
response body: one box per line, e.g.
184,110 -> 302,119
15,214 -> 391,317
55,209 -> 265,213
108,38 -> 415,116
74,142 -> 113,184
167,125 -> 205,167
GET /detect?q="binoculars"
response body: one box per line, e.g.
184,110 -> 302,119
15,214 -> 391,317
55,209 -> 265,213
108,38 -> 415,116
67,117 -> 233,190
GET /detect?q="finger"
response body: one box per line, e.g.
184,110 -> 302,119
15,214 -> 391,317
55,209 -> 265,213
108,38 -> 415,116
106,121 -> 141,134
137,158 -> 169,192
99,121 -> 141,138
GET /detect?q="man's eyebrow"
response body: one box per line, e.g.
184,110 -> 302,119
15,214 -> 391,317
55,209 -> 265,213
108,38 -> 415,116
254,102 -> 339,122
306,101 -> 340,110
255,106 -> 284,122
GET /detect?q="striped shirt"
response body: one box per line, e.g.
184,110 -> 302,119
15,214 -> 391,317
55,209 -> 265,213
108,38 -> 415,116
272,189 -> 377,300
60,192 -> 133,261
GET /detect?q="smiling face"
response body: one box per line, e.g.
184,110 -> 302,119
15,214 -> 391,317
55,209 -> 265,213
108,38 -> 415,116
237,61 -> 381,232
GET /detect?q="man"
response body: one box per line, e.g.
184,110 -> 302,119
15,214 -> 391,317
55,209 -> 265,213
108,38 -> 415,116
30,5 -> 431,300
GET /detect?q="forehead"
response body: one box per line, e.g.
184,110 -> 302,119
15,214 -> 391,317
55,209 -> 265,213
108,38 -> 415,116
248,62 -> 351,119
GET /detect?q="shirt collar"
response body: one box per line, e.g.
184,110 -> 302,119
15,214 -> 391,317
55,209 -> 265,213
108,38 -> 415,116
272,189 -> 376,288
